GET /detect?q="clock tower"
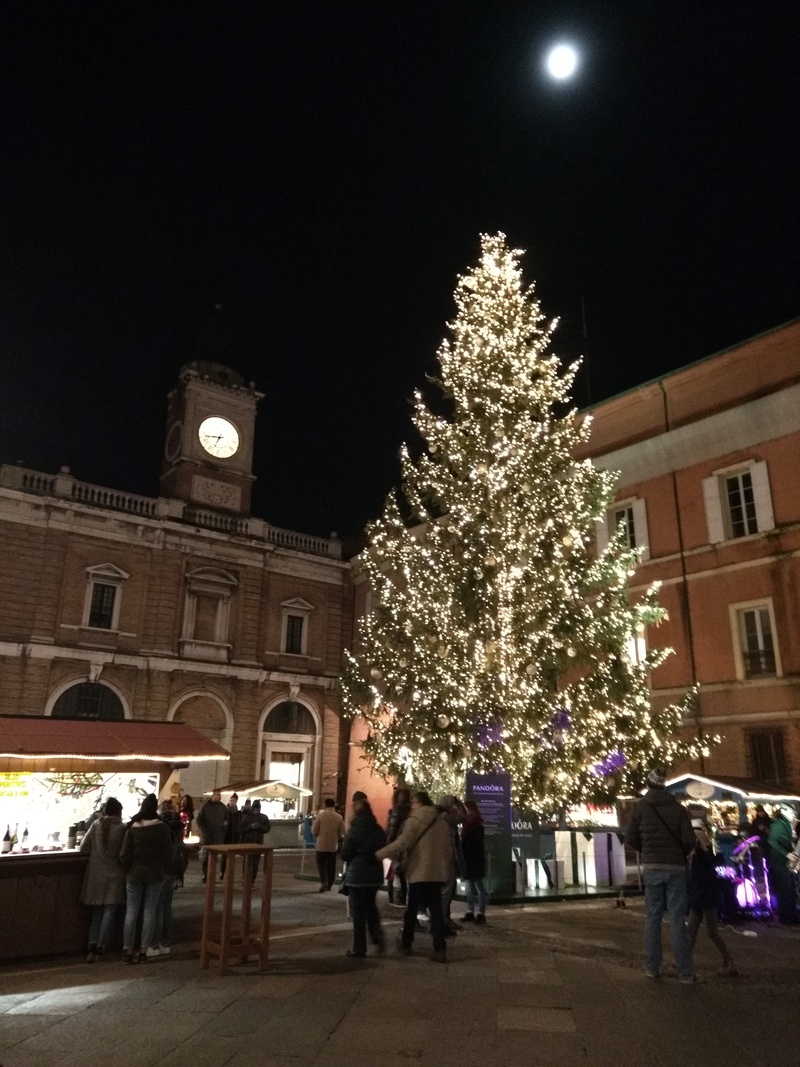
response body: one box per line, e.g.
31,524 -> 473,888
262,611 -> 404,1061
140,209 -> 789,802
160,345 -> 263,516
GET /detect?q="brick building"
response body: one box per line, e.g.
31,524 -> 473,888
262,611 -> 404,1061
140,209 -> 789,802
0,360 -> 351,809
581,318 -> 800,791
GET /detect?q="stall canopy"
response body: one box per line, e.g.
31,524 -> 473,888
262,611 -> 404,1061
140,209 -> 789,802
0,715 -> 230,764
207,778 -> 313,799
665,774 -> 800,805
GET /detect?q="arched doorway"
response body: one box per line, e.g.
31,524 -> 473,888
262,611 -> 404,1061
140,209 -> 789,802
259,699 -> 319,815
168,691 -> 232,800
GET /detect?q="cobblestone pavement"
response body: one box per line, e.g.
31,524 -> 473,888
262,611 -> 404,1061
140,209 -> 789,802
1,853 -> 799,1067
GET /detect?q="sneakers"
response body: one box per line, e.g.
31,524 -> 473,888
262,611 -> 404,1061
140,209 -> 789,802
645,971 -> 660,978
145,946 -> 161,959
475,914 -> 487,925
718,960 -> 738,977
679,973 -> 702,985
158,945 -> 171,956
461,913 -> 476,923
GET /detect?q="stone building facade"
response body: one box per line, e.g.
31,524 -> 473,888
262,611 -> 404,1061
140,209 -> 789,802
580,318 -> 800,791
0,361 -> 351,809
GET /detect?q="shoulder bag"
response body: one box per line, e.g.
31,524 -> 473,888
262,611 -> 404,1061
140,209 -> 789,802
394,812 -> 437,875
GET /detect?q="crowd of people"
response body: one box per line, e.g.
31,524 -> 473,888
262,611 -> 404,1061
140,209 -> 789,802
78,786 -> 275,963
316,788 -> 489,963
624,764 -> 800,984
79,793 -> 187,963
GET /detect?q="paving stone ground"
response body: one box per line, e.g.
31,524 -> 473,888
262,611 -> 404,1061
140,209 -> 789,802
1,853 -> 799,1067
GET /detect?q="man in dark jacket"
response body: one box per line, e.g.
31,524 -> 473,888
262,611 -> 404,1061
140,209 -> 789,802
625,765 -> 697,982
196,789 -> 227,884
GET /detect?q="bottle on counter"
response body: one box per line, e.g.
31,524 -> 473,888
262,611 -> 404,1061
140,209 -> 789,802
2,826 -> 11,853
11,824 -> 18,851
22,826 -> 29,849
67,824 -> 77,849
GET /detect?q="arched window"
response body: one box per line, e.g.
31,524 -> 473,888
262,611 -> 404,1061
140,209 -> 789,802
51,682 -> 125,721
265,701 -> 316,735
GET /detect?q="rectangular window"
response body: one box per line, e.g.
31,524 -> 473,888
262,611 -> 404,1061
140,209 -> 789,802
748,729 -> 787,783
725,470 -> 758,538
613,505 -> 636,550
285,614 -> 304,655
739,606 -> 776,677
194,595 -> 219,643
88,583 -> 117,629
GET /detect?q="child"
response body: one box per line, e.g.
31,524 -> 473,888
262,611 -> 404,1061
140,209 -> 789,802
687,819 -> 738,977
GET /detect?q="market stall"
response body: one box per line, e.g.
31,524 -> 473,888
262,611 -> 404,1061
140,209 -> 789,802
0,715 -> 229,959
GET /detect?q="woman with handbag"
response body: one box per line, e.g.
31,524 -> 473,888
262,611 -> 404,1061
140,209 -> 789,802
376,790 -> 452,963
339,791 -> 386,958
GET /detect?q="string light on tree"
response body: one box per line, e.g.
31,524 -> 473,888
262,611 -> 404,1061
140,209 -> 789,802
340,233 -> 711,810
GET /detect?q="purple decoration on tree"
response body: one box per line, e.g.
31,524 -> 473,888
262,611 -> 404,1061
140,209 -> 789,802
551,708 -> 571,731
476,720 -> 503,748
592,749 -> 627,777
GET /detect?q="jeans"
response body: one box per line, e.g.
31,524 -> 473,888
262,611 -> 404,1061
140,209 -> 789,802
316,851 -> 337,888
465,877 -> 488,915
154,876 -> 175,947
123,880 -> 163,953
643,868 -> 694,978
348,886 -> 383,955
402,881 -> 446,952
88,903 -> 119,950
687,906 -> 732,963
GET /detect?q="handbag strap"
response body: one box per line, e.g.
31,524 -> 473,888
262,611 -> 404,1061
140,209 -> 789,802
645,800 -> 688,858
405,810 -> 438,857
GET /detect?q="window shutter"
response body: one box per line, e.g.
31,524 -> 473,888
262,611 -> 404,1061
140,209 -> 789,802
595,514 -> 609,556
750,461 -> 775,532
631,498 -> 650,561
702,476 -> 726,544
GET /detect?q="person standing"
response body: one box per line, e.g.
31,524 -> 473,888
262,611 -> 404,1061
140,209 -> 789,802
79,797 -> 126,962
385,787 -> 411,905
460,799 -> 488,925
312,798 -> 345,892
376,790 -> 452,964
221,793 -> 242,879
179,794 -> 194,838
152,798 -> 185,956
119,794 -> 174,964
340,791 -> 386,958
196,789 -> 227,884
239,800 -> 271,882
624,766 -> 697,983
687,819 -> 737,976
767,808 -> 797,925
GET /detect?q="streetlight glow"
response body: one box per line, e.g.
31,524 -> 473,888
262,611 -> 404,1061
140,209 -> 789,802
546,44 -> 578,80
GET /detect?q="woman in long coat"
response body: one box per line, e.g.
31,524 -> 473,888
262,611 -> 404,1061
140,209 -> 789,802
340,791 -> 386,958
79,797 -> 126,961
460,800 -> 487,924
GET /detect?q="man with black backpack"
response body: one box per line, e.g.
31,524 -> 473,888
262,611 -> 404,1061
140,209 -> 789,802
625,765 -> 698,983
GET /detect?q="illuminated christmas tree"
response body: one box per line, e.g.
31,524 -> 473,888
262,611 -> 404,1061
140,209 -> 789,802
341,234 -> 709,811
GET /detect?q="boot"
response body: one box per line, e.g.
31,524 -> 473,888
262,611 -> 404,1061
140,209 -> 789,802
718,960 -> 738,977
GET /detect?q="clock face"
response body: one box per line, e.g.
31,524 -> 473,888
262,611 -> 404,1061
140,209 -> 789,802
198,416 -> 240,459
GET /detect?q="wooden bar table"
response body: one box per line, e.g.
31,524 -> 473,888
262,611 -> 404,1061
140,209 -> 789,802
199,844 -> 274,975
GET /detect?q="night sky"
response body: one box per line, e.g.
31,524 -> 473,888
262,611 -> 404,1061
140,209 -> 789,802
1,3 -> 799,541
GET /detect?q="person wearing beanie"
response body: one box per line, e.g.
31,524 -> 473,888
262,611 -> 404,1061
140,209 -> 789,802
79,797 -> 126,962
625,766 -> 698,982
119,794 -> 174,964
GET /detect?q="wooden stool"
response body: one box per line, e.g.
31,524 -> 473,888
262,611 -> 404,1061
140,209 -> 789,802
199,844 -> 274,975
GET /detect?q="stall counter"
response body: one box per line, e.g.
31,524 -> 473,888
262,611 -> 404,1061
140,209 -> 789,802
0,850 -> 89,960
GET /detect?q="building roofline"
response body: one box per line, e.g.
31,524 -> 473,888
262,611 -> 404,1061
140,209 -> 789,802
580,316 -> 800,414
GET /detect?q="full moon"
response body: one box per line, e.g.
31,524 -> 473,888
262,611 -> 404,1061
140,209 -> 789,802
546,44 -> 578,80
